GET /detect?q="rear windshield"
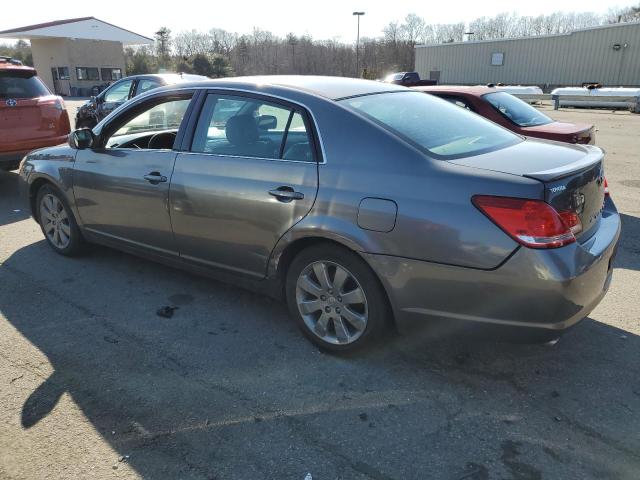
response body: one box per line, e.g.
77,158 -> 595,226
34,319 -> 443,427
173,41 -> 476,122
340,91 -> 520,159
0,71 -> 50,99
483,91 -> 552,127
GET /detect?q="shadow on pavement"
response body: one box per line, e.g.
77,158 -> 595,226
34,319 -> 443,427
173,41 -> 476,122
1,239 -> 639,479
0,170 -> 30,226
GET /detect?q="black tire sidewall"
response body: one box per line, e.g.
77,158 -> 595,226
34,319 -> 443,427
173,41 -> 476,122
36,184 -> 83,256
285,244 -> 389,352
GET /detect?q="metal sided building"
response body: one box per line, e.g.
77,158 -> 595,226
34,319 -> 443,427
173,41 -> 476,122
415,22 -> 640,89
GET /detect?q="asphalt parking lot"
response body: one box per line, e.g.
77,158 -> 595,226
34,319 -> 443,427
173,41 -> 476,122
0,106 -> 639,480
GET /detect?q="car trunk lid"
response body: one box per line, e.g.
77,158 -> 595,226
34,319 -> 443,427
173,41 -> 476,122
449,139 -> 606,240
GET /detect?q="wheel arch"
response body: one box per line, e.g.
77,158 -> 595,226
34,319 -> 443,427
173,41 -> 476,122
271,232 -> 398,331
29,176 -> 57,221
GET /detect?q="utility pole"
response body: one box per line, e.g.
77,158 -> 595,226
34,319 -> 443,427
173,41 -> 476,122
353,12 -> 365,77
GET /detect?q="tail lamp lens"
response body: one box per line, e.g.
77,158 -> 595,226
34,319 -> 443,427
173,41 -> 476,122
604,177 -> 609,196
472,195 -> 577,249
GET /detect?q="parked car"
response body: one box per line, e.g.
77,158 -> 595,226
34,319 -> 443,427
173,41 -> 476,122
74,73 -> 209,129
415,85 -> 595,144
384,71 -> 437,86
20,76 -> 619,352
0,57 -> 70,171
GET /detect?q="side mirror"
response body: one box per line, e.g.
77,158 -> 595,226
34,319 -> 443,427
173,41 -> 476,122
257,115 -> 277,130
68,128 -> 96,150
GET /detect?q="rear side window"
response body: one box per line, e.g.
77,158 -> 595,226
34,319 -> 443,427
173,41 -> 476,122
191,93 -> 316,162
0,71 -> 50,99
136,79 -> 162,96
341,91 -> 520,160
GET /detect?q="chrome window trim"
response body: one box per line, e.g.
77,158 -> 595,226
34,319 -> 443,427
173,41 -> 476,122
176,150 -> 319,165
112,85 -> 328,165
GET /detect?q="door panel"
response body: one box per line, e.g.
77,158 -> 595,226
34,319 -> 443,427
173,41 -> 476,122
73,149 -> 177,254
170,153 -> 318,277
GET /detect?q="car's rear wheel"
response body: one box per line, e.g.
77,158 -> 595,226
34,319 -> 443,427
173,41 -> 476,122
285,244 -> 389,352
36,184 -> 84,256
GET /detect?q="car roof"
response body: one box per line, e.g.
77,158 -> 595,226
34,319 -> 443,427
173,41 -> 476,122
163,75 -> 408,100
0,61 -> 36,73
124,73 -> 208,83
413,85 -> 495,96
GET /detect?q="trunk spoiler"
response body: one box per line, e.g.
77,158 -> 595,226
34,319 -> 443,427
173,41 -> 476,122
523,148 -> 604,182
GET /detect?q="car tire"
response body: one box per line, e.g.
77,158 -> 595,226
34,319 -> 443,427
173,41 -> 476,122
285,243 -> 390,352
36,184 -> 84,256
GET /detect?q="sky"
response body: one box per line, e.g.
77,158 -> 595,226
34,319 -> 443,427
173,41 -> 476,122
0,0 -> 633,43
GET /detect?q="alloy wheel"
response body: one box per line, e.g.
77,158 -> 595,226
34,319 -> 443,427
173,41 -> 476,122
40,193 -> 71,250
295,260 -> 368,345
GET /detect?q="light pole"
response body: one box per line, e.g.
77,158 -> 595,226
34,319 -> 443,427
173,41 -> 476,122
464,31 -> 475,42
353,11 -> 365,77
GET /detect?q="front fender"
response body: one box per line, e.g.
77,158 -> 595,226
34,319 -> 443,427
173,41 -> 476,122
21,147 -> 77,221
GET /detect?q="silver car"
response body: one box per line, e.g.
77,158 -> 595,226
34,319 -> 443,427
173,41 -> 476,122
19,76 -> 620,352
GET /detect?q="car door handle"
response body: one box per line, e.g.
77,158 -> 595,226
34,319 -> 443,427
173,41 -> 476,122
269,187 -> 304,202
144,172 -> 167,184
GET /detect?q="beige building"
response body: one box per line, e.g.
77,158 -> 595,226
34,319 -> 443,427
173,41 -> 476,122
415,22 -> 640,89
0,17 -> 152,96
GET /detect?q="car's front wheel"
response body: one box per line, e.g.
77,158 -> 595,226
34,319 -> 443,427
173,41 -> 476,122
36,184 -> 84,256
286,244 -> 389,352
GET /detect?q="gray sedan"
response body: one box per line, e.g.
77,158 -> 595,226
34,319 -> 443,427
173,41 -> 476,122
19,76 -> 620,352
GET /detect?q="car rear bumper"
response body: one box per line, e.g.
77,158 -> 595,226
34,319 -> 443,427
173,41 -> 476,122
364,197 -> 621,336
0,135 -> 69,164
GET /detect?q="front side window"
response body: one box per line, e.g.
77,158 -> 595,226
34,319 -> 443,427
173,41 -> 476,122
103,80 -> 133,103
105,96 -> 192,149
191,93 -> 316,162
483,91 -> 553,127
340,91 -> 520,159
0,71 -> 50,99
76,67 -> 99,81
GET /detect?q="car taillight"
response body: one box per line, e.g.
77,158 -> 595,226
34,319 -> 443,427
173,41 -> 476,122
604,177 -> 609,196
38,97 -> 65,111
472,195 -> 578,249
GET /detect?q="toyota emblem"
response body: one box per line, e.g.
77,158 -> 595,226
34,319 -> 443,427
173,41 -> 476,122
5,99 -> 17,107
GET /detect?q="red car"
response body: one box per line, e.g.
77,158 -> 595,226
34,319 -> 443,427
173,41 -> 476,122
0,57 -> 70,171
414,86 -> 595,144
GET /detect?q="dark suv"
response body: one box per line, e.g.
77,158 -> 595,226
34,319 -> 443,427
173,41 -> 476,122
75,73 -> 208,128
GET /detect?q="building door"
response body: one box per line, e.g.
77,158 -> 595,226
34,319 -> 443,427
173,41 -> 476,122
50,67 -> 70,96
429,71 -> 441,83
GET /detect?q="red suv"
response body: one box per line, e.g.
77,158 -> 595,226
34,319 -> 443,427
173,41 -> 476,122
0,57 -> 70,170
414,86 -> 595,145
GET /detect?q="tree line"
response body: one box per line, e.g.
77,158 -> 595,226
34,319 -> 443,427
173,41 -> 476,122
1,6 -> 638,79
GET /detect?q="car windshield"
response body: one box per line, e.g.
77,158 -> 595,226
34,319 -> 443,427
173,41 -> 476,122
483,91 -> 553,127
0,71 -> 50,99
385,73 -> 404,82
340,91 -> 520,159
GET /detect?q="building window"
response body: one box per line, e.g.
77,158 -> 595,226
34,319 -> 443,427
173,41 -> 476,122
101,68 -> 123,81
491,52 -> 504,66
76,67 -> 99,81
